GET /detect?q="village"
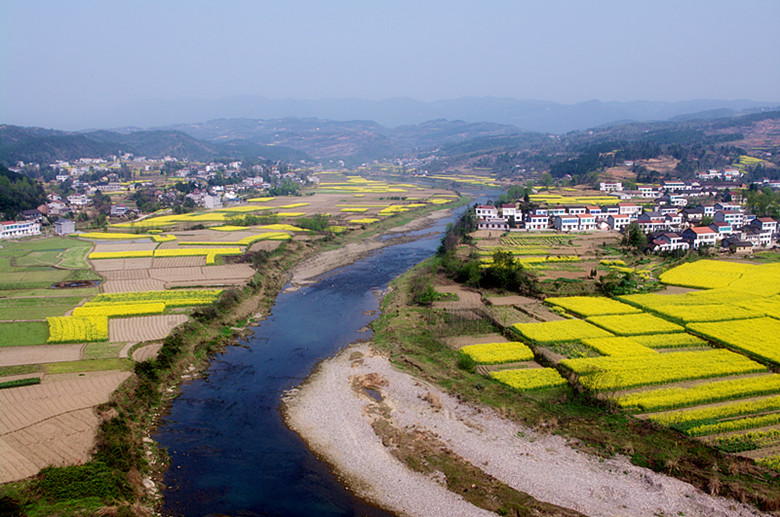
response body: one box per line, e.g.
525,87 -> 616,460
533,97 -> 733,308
474,176 -> 779,254
4,158 -> 780,258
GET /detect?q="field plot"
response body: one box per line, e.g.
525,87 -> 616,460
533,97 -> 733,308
151,256 -> 207,268
91,257 -> 154,271
91,241 -> 158,253
688,317 -> 780,365
511,318 -> 613,344
101,279 -> 166,293
586,313 -> 684,336
507,259 -> 780,469
490,368 -> 567,390
0,322 -> 50,346
0,184 -> 463,484
100,269 -> 154,281
0,344 -> 83,367
109,314 -> 189,342
148,264 -> 255,287
0,371 -> 130,483
545,296 -> 640,317
561,349 -> 766,391
459,342 -> 534,364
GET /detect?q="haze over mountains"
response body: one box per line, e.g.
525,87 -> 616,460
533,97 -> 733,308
2,97 -> 779,166
35,96 -> 779,134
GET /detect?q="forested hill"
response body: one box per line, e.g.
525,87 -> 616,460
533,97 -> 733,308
429,110 -> 780,181
0,163 -> 46,219
0,125 -> 310,165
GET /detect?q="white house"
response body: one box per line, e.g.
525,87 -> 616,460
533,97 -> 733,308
638,186 -> 660,198
608,214 -> 632,230
714,210 -> 746,228
203,195 -> 223,210
525,214 -> 549,230
554,215 -> 580,232
475,205 -> 498,219
54,218 -> 76,235
651,233 -> 689,253
618,203 -> 642,217
1,220 -> 41,239
682,227 -> 718,249
750,217 -> 777,235
500,204 -> 522,222
577,214 -> 596,231
599,181 -> 623,192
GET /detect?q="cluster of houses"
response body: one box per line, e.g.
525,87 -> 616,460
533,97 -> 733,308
599,179 -> 752,200
475,199 -> 778,254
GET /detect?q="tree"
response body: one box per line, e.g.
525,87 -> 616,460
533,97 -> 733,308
0,164 -> 47,219
598,270 -> 639,296
622,222 -> 647,251
540,172 -> 554,188
92,191 -> 112,216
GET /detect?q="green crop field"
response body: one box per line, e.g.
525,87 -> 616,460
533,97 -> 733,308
0,287 -> 100,298
0,296 -> 86,320
42,358 -> 133,374
13,250 -> 63,267
59,243 -> 93,269
0,268 -> 71,290
0,321 -> 50,346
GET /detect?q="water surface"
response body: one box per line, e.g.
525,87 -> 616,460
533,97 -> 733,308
155,204 -> 477,516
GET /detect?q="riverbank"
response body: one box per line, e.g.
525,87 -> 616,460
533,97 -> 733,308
283,342 -> 767,517
288,209 -> 451,289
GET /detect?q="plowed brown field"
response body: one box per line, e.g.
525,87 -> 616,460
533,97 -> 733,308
109,314 -> 189,342
0,344 -> 83,367
0,371 -> 131,483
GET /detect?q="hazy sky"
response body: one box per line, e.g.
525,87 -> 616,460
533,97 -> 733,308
2,0 -> 779,128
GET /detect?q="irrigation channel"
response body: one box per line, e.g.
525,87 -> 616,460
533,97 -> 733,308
155,198 -> 484,516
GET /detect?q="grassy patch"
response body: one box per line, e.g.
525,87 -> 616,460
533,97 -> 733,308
82,342 -> 126,360
58,243 -> 93,269
0,321 -> 49,346
14,250 -> 63,267
753,251 -> 780,263
0,296 -> 86,319
43,358 -> 132,374
0,364 -> 42,377
64,268 -> 102,282
0,268 -> 71,290
0,287 -> 100,298
0,237 -> 96,290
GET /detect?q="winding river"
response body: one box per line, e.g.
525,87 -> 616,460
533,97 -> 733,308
155,201 -> 479,516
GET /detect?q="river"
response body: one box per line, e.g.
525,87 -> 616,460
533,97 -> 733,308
155,200 -> 481,516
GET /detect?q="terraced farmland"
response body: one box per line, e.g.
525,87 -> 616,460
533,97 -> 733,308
499,260 -> 780,471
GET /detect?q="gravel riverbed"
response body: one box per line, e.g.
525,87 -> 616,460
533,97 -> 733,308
283,343 -> 768,517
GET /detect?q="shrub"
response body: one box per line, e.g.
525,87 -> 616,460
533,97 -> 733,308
35,462 -> 131,503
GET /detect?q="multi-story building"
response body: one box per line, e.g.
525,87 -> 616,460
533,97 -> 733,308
0,220 -> 41,239
554,215 -> 580,232
682,226 -> 718,249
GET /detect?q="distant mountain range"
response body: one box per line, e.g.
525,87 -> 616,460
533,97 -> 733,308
0,119 -> 526,165
3,105 -> 779,166
68,96 -> 778,134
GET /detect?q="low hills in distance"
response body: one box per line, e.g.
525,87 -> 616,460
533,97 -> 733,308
34,96 -> 779,134
2,104 -> 779,168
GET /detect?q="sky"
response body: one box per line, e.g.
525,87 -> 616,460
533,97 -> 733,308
2,0 -> 779,129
